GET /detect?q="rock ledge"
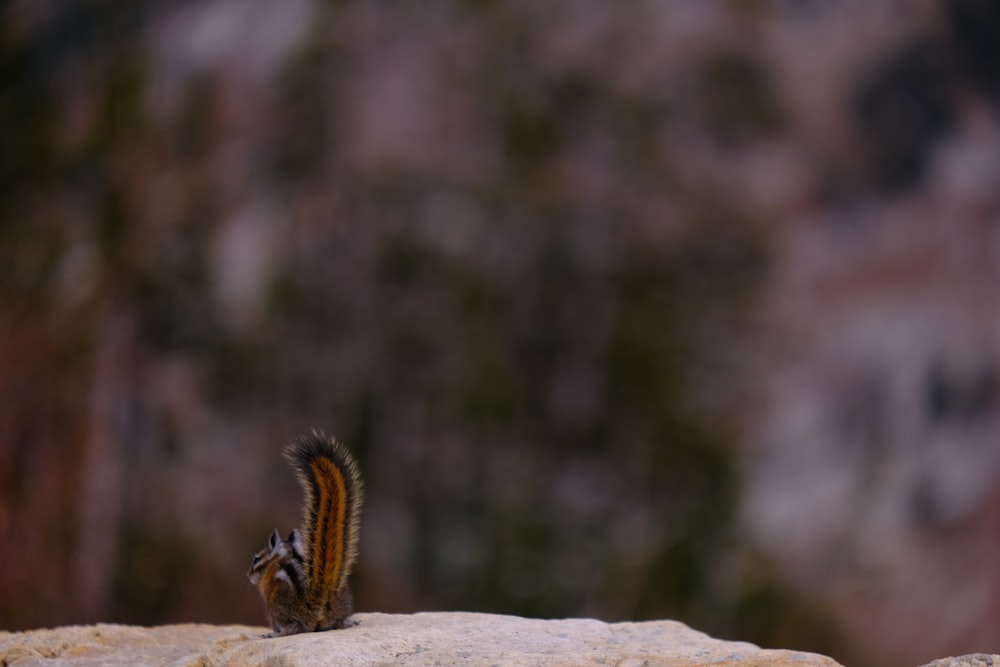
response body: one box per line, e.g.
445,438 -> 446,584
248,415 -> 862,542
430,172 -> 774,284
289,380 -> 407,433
1,611 -> 844,666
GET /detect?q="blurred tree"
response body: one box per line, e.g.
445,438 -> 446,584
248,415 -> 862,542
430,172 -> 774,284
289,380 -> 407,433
0,1 -> 841,660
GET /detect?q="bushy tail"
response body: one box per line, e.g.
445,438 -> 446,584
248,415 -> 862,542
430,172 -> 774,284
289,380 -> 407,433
284,430 -> 364,608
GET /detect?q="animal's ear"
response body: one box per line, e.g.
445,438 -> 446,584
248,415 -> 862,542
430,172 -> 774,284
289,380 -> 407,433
269,529 -> 281,549
286,529 -> 305,560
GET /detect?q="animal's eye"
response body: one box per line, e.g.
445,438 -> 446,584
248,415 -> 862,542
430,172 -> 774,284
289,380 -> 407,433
252,554 -> 261,566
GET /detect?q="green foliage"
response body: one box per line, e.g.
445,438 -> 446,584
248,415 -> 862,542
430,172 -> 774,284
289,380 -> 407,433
700,50 -> 787,144
0,18 -> 56,217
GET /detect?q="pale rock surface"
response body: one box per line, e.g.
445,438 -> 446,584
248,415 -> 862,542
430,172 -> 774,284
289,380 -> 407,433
920,656 -> 1000,667
0,611 -> 844,666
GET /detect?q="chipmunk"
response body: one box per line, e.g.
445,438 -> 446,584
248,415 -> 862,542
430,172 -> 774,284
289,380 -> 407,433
247,431 -> 364,636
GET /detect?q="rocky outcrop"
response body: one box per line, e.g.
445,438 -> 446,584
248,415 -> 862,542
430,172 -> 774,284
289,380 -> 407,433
920,656 -> 1000,667
0,612 -> 842,666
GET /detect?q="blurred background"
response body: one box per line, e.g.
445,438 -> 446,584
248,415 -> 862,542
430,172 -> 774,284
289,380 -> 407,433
2,1 -> 999,665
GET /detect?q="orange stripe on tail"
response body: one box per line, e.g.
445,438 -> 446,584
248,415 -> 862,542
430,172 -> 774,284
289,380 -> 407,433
310,456 -> 347,595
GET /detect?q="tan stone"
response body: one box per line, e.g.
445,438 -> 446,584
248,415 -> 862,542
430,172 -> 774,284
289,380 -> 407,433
0,612 -> 843,666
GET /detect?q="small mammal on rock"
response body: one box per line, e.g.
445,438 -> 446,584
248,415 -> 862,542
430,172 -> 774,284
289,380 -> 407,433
247,431 -> 364,636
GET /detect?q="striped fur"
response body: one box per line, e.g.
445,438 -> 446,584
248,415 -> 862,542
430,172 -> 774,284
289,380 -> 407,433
284,430 -> 364,617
